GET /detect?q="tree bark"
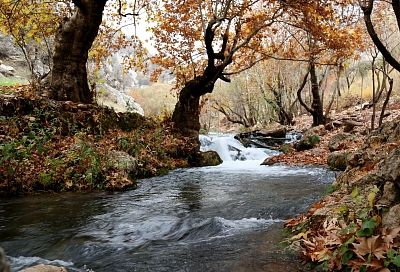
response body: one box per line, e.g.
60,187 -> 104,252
172,74 -> 216,137
48,0 -> 107,103
309,61 -> 325,126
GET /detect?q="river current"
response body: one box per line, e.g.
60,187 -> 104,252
0,135 -> 335,271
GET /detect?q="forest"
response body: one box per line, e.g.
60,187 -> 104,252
0,0 -> 400,271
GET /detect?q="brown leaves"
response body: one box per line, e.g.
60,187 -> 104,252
352,236 -> 386,260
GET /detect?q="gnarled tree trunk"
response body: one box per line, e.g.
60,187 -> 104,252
49,0 -> 107,103
172,74 -> 216,138
297,61 -> 325,127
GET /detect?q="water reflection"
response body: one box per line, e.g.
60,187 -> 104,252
178,182 -> 203,211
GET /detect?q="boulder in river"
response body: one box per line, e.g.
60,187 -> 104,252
234,126 -> 287,149
294,134 -> 320,151
190,151 -> 222,167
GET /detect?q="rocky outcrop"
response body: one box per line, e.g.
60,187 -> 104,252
0,247 -> 10,272
96,83 -> 144,115
0,63 -> 15,77
21,264 -> 67,272
0,34 -> 23,59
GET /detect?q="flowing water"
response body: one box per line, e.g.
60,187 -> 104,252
0,135 -> 335,271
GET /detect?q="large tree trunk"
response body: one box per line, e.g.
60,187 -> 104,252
172,87 -> 201,138
172,74 -> 216,138
49,0 -> 107,103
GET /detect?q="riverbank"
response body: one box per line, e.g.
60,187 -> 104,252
0,87 -> 201,195
281,110 -> 400,270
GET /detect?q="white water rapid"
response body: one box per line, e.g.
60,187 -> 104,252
199,134 -> 280,163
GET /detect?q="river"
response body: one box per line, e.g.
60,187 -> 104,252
0,135 -> 334,271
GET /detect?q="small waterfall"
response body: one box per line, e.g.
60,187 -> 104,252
199,134 -> 279,162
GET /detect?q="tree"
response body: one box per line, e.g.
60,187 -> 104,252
0,0 -> 60,81
148,0 -> 364,137
360,0 -> 400,73
275,1 -> 363,126
147,0 -> 283,137
47,0 -> 109,103
360,1 -> 400,127
1,0 -> 146,103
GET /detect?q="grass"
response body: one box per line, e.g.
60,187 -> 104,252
0,77 -> 28,87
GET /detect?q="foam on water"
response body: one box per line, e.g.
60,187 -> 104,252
163,216 -> 284,243
8,256 -> 82,271
199,134 -> 279,162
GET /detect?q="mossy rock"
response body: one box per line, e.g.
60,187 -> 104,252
294,135 -> 320,151
190,151 -> 222,167
327,151 -> 348,171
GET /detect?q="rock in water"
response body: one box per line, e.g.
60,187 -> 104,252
190,151 -> 222,167
0,247 -> 10,272
21,264 -> 67,272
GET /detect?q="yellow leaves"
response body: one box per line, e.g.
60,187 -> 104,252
0,0 -> 59,46
368,186 -> 380,207
291,230 -> 310,240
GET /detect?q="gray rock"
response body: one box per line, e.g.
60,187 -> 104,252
328,133 -> 353,152
378,182 -> 398,207
382,204 -> 400,228
21,264 -> 67,272
96,83 -> 144,115
0,34 -> 23,59
327,151 -> 348,171
347,151 -> 365,168
0,64 -> 15,77
379,148 -> 400,184
0,247 -> 10,272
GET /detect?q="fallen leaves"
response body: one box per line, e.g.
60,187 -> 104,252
352,236 -> 386,260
